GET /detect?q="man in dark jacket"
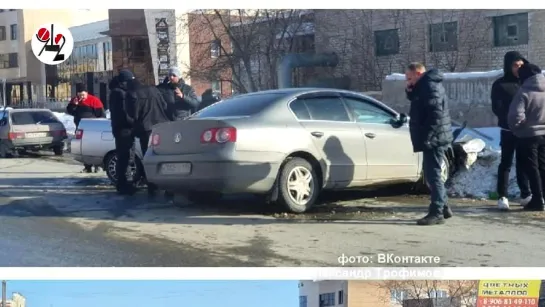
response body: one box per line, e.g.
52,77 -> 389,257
491,51 -> 531,210
197,88 -> 221,111
108,71 -> 137,195
405,63 -> 453,225
157,67 -> 200,120
126,73 -> 172,196
66,82 -> 106,173
508,63 -> 545,211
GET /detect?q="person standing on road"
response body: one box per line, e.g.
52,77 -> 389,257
157,67 -> 200,120
109,71 -> 137,195
508,63 -> 545,212
405,62 -> 453,226
125,71 -> 171,197
197,88 -> 221,112
491,51 -> 531,210
66,83 -> 106,173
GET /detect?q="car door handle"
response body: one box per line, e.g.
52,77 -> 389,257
311,131 -> 324,138
365,133 -> 376,139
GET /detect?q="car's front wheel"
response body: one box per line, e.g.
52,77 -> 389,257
104,152 -> 143,185
277,157 -> 320,213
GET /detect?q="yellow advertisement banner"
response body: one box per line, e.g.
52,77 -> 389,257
478,280 -> 541,298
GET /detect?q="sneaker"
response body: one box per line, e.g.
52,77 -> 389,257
520,195 -> 532,206
416,214 -> 445,226
497,197 -> 510,210
443,205 -> 453,219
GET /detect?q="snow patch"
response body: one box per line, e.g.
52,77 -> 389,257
448,127 -> 521,199
385,70 -> 545,81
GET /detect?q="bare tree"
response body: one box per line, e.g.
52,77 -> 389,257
423,10 -> 492,72
180,9 -> 314,94
381,280 -> 478,307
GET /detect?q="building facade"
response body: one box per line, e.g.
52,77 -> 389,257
0,9 -> 108,105
0,292 -> 26,307
299,280 -> 477,307
313,9 -> 545,91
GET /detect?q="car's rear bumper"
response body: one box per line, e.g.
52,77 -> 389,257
143,151 -> 284,194
9,137 -> 64,148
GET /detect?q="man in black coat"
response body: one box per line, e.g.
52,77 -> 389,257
197,88 -> 221,111
109,71 -> 137,195
491,51 -> 531,209
156,67 -> 200,120
406,63 -> 453,225
125,72 -> 172,196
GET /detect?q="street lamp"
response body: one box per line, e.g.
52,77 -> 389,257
0,79 -> 6,107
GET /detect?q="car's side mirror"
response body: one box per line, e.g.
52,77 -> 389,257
399,113 -> 408,124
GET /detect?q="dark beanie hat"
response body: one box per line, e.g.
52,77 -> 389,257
75,83 -> 87,93
118,69 -> 135,83
519,63 -> 542,83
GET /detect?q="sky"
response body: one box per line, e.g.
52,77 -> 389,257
5,280 -> 298,307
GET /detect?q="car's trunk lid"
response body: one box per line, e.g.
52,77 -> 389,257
9,111 -> 65,137
151,117 -> 244,155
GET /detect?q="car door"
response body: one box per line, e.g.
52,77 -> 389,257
291,93 -> 367,187
341,94 -> 419,181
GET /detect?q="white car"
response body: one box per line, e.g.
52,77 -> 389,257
70,118 -> 143,184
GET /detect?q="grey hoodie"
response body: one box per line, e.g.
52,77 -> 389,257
508,73 -> 545,138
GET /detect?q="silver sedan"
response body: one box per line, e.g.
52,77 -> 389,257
143,88 -> 447,213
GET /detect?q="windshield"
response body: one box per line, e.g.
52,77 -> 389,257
192,93 -> 284,118
10,111 -> 60,125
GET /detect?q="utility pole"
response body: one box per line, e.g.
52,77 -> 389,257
2,280 -> 6,307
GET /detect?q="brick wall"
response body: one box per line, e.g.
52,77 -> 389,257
187,12 -> 232,97
314,9 -> 545,91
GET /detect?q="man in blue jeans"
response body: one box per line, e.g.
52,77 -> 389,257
405,62 -> 454,225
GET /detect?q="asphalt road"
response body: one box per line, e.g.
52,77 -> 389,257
1,154 -> 545,267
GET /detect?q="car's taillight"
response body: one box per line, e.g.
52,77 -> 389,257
200,127 -> 237,143
75,129 -> 84,140
8,132 -> 24,140
151,133 -> 161,147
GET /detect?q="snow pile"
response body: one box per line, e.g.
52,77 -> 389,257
53,112 -> 76,135
447,127 -> 521,199
385,70 -> 545,81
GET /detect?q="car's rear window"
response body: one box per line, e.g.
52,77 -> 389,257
192,93 -> 284,118
10,111 -> 60,125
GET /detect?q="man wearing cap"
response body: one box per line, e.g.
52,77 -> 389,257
66,82 -> 106,173
109,70 -> 137,195
157,67 -> 200,120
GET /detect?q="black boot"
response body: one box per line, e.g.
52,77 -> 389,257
523,198 -> 545,211
416,214 -> 445,226
443,205 -> 453,219
116,182 -> 137,196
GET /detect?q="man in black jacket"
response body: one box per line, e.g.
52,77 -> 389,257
126,74 -> 172,196
406,63 -> 453,225
109,71 -> 137,195
491,51 -> 531,210
157,67 -> 200,120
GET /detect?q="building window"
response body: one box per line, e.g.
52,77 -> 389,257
0,26 -> 5,41
338,290 -> 344,304
429,289 -> 448,298
319,292 -> 335,307
211,80 -> 221,93
130,38 -> 147,58
9,24 -> 16,40
0,53 -> 18,68
299,295 -> 307,307
211,39 -> 221,58
493,13 -> 529,47
429,21 -> 458,52
390,289 -> 408,303
374,28 -> 399,56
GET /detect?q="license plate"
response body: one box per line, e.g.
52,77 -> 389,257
25,132 -> 48,138
160,163 -> 191,175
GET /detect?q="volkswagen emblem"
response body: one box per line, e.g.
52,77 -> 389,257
174,133 -> 182,143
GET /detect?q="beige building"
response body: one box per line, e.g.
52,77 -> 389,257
314,9 -> 545,91
0,292 -> 26,307
299,280 -> 477,307
0,9 -> 108,104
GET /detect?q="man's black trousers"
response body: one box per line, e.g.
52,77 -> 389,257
497,130 -> 531,199
114,130 -> 134,187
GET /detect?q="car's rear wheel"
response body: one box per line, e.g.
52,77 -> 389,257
277,157 -> 320,213
104,152 -> 143,185
53,145 -> 63,156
